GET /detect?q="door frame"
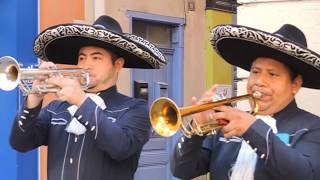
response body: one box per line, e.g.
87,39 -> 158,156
127,10 -> 184,106
127,10 -> 184,180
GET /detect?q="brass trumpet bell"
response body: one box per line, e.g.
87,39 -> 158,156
150,93 -> 260,138
149,97 -> 181,137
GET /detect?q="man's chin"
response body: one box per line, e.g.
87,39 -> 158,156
256,104 -> 273,115
85,84 -> 98,92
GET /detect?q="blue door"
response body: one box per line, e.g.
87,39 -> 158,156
128,13 -> 184,180
132,48 -> 173,180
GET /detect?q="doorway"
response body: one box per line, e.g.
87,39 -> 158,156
128,11 -> 184,180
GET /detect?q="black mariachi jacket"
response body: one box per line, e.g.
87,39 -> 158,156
10,86 -> 151,180
171,100 -> 320,180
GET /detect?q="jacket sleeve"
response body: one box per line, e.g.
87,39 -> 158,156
170,134 -> 212,179
9,100 -> 51,152
242,118 -> 320,180
74,98 -> 151,160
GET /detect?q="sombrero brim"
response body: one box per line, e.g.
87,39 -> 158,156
211,25 -> 320,89
34,24 -> 167,69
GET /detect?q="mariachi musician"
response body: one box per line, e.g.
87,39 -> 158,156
171,24 -> 320,180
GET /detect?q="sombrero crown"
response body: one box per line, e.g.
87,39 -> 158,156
210,24 -> 320,89
34,15 -> 167,69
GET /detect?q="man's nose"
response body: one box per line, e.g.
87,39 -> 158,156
80,65 -> 90,69
78,62 -> 91,69
255,74 -> 268,86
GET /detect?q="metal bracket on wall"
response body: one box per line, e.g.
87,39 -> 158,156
187,0 -> 196,11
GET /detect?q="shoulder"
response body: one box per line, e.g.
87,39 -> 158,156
296,108 -> 320,120
295,108 -> 320,129
105,93 -> 148,113
114,93 -> 147,106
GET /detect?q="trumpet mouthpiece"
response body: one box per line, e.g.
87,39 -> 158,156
253,91 -> 262,99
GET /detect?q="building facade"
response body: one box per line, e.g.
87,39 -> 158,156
5,0 -> 319,180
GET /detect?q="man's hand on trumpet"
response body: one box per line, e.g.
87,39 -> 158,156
211,106 -> 256,139
191,85 -> 228,131
191,84 -> 256,139
26,61 -> 57,109
26,61 -> 88,109
47,75 -> 87,107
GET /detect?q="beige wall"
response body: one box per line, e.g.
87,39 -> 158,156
237,0 -> 320,116
182,0 -> 206,105
85,0 -> 207,105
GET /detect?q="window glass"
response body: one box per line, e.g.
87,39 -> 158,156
132,20 -> 171,48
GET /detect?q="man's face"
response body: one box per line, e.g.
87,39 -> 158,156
77,46 -> 123,92
247,57 -> 302,115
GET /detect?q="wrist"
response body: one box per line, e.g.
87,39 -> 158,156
75,93 -> 88,107
26,94 -> 43,108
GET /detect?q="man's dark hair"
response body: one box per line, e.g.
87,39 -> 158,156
285,64 -> 299,82
110,51 -> 120,64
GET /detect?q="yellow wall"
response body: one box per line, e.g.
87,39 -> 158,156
203,8 -> 235,180
205,10 -> 234,88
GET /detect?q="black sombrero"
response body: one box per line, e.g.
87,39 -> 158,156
210,24 -> 320,89
33,15 -> 167,69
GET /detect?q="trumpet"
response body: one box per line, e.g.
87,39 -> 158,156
149,92 -> 261,138
0,56 -> 90,95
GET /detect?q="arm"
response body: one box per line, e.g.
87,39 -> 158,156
9,99 -> 51,152
10,61 -> 58,152
74,98 -> 151,160
171,85 -> 220,178
171,134 -> 212,179
243,119 -> 320,180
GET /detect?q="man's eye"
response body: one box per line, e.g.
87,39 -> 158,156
251,70 -> 259,74
270,72 -> 278,77
93,56 -> 101,60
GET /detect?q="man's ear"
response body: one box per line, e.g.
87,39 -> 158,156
292,74 -> 303,95
114,57 -> 125,72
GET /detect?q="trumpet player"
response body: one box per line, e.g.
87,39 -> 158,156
9,15 -> 166,180
171,24 -> 320,180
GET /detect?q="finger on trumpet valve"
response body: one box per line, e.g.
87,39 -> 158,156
208,113 -> 214,121
211,93 -> 226,102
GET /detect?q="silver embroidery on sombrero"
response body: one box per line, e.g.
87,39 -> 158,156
210,25 -> 320,70
122,34 -> 167,64
34,25 -> 166,69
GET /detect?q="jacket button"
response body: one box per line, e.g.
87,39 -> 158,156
91,126 -> 96,131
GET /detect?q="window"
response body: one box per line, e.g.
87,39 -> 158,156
132,20 -> 172,48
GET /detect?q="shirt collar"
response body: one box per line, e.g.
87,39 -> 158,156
96,85 -> 118,100
273,99 -> 298,121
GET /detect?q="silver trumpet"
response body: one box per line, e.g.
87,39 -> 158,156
0,56 -> 90,95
